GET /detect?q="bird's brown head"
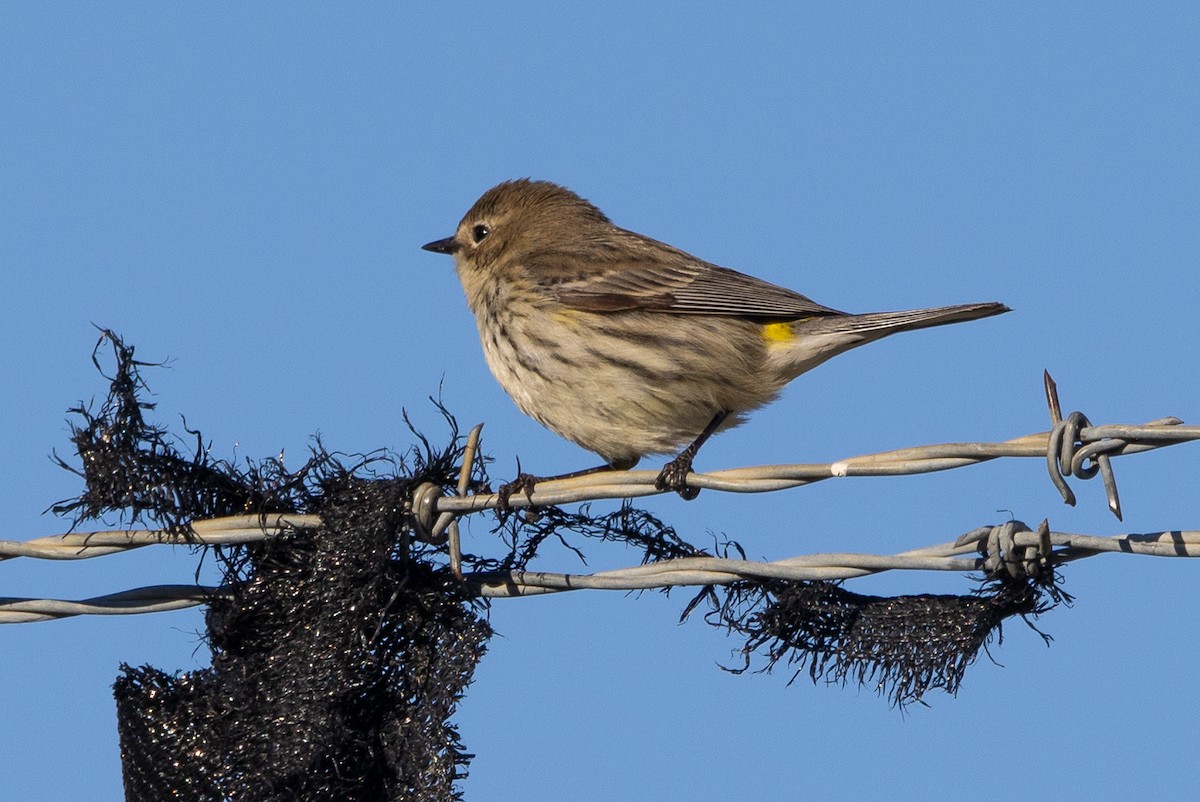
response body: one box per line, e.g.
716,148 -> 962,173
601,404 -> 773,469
422,179 -> 611,273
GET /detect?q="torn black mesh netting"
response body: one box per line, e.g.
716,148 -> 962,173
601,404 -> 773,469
63,332 -> 491,801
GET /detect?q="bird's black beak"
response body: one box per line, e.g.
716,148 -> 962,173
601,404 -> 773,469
422,237 -> 460,255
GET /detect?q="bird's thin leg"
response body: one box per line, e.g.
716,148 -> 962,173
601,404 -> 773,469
655,411 -> 728,500
497,460 -> 632,511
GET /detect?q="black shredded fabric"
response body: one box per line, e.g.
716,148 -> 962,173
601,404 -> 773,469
705,575 -> 1065,706
60,332 -> 491,801
54,331 -> 1067,799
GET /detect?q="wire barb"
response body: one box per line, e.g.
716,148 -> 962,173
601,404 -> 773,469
1044,371 -> 1123,520
446,423 -> 483,580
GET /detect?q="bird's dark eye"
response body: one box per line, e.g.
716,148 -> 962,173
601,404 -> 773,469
472,224 -> 490,244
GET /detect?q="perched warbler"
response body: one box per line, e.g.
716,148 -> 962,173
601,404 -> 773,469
423,179 -> 1007,500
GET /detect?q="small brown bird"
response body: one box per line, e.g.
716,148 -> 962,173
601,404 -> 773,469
423,179 -> 1007,499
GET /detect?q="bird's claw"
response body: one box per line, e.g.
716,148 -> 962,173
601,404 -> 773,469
496,473 -> 539,512
655,457 -> 700,500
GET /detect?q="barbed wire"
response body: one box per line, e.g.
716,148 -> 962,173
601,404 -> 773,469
468,524 -> 1200,597
1,585 -> 233,625
408,374 -> 1194,532
6,413 -> 1196,565
0,514 -> 323,562
413,419 -> 1193,523
3,521 -> 1198,621
3,372 -> 1198,624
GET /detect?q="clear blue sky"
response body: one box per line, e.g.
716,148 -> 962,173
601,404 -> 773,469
3,4 -> 1198,800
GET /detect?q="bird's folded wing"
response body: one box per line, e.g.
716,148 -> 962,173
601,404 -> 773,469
546,256 -> 844,319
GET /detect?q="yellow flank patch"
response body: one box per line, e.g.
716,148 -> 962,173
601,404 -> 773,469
761,322 -> 796,344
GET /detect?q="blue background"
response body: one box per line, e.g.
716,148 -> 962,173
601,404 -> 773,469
2,4 -> 1197,800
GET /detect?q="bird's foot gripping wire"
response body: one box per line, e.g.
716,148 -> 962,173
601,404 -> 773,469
495,461 -> 629,512
655,455 -> 701,500
495,473 -> 539,513
654,410 -> 728,501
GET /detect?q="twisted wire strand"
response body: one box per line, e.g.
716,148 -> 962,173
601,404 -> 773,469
424,419 -> 1197,513
3,526 -> 1197,620
468,526 -> 1200,597
0,514 -> 322,561
0,585 -> 232,624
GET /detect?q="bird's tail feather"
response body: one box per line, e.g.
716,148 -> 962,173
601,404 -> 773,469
798,302 -> 1010,337
771,302 -> 1009,379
